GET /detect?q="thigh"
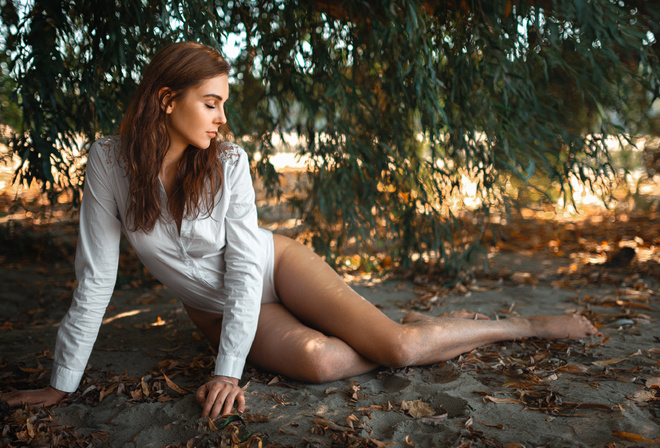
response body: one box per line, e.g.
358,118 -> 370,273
248,303 -> 375,381
271,234 -> 402,361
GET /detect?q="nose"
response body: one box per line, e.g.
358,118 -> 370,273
214,107 -> 226,125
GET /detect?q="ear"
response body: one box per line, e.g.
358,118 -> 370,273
158,87 -> 174,114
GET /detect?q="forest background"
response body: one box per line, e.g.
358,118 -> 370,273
1,0 -> 659,278
1,1 -> 660,447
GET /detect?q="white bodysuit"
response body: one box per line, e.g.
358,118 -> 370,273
51,136 -> 275,392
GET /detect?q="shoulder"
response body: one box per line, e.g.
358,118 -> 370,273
89,135 -> 121,167
218,141 -> 247,167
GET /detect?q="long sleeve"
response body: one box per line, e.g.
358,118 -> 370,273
214,148 -> 263,379
50,142 -> 121,392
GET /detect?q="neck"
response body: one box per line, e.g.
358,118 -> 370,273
161,143 -> 186,176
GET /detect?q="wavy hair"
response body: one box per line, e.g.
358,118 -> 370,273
119,41 -> 230,232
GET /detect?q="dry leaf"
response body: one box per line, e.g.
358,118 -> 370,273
349,381 -> 361,402
163,373 -> 188,394
558,364 -> 589,374
208,417 -> 218,431
357,403 -> 393,412
141,376 -> 150,397
611,430 -> 655,443
363,438 -> 395,447
312,417 -> 346,432
646,377 -> 660,387
479,421 -> 505,429
18,367 -> 44,373
243,413 -> 269,423
99,384 -> 118,403
483,395 -> 520,404
405,434 -> 415,446
26,417 -> 35,439
592,358 -> 627,367
401,399 -> 436,418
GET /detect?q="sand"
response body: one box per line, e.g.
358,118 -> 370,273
1,249 -> 659,447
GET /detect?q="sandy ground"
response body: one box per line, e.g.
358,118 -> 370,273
1,242 -> 659,447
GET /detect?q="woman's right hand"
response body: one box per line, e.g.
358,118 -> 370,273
1,387 -> 67,408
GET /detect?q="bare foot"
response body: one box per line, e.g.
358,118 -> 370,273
402,309 -> 490,324
527,314 -> 602,339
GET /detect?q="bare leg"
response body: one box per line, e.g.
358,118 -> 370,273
183,302 -> 378,383
261,235 -> 600,375
185,235 -> 600,383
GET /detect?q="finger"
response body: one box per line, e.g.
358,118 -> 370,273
235,390 -> 246,413
221,389 -> 239,416
202,387 -> 221,418
196,385 -> 208,407
208,388 -> 230,419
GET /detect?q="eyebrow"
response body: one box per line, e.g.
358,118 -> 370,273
203,94 -> 224,101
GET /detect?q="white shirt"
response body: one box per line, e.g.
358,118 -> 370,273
51,136 -> 264,392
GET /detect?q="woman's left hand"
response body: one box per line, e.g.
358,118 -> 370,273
196,375 -> 245,418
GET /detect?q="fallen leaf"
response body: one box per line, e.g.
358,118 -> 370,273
401,399 -> 436,418
479,421 -> 505,429
82,385 -> 96,396
558,364 -> 589,374
312,417 -> 348,432
611,430 -> 655,443
243,413 -> 269,423
349,381 -> 361,402
141,376 -> 150,397
346,413 -> 359,429
405,434 -> 415,446
483,396 -> 521,405
563,402 -> 613,411
363,438 -> 395,447
18,367 -> 44,373
630,390 -> 655,403
646,377 -> 660,387
26,417 -> 35,438
163,373 -> 188,394
357,403 -> 393,412
592,358 -> 627,367
158,343 -> 184,352
99,383 -> 118,402
208,417 -> 218,431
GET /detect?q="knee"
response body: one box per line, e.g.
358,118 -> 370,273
371,331 -> 417,368
295,340 -> 348,384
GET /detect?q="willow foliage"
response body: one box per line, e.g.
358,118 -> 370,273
2,0 -> 659,272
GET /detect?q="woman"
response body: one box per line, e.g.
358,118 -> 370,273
2,42 -> 601,420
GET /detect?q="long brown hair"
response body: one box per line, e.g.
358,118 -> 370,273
119,41 -> 230,232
